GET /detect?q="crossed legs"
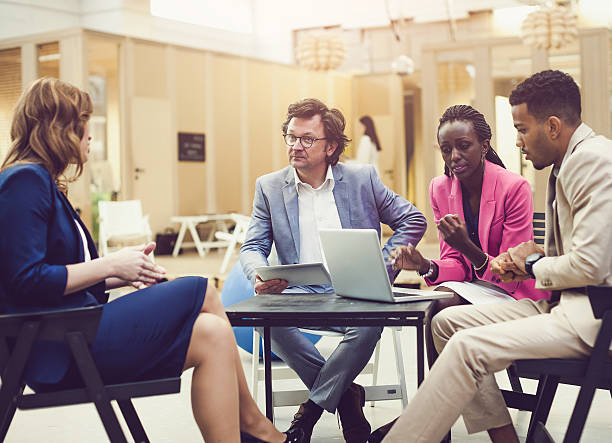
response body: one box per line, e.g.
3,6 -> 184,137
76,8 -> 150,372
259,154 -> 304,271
183,283 -> 285,443
383,299 -> 591,443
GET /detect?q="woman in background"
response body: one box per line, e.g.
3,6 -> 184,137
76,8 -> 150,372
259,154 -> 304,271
0,78 -> 300,443
355,115 -> 382,173
369,104 -> 548,443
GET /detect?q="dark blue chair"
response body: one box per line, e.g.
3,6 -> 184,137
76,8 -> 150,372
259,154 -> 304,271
0,305 -> 181,443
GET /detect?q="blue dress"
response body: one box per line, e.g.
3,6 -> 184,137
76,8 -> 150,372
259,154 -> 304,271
0,164 -> 205,390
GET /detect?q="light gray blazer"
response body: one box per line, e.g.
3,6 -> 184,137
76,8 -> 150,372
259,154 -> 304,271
240,163 -> 427,285
533,123 -> 612,348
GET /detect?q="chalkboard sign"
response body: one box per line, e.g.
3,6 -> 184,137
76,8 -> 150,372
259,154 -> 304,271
178,132 -> 205,162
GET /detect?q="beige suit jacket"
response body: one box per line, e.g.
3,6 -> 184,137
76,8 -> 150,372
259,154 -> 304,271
533,123 -> 612,348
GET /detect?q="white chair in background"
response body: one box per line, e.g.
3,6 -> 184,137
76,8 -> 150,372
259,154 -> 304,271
98,200 -> 154,257
250,326 -> 407,409
215,213 -> 251,274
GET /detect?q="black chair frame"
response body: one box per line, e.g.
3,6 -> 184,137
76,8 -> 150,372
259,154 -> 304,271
0,305 -> 180,442
503,286 -> 612,443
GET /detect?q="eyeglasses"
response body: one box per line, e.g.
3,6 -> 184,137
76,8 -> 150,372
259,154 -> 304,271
283,134 -> 327,149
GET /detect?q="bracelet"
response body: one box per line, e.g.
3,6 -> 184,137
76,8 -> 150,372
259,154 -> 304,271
418,261 -> 436,279
473,255 -> 489,272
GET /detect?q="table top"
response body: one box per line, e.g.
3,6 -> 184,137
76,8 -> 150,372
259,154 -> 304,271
171,214 -> 234,223
225,293 -> 433,321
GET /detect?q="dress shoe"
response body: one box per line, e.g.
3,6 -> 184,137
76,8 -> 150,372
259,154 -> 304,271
337,383 -> 371,443
368,418 -> 397,443
286,400 -> 323,443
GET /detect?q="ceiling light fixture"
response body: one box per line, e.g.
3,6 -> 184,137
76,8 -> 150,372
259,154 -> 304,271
295,31 -> 347,71
520,5 -> 578,50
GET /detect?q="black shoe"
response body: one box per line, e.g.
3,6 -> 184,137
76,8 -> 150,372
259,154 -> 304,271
286,400 -> 323,443
368,418 -> 397,443
284,427 -> 305,442
337,383 -> 371,443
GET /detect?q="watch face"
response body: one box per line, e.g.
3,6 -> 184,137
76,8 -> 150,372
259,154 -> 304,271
526,253 -> 543,265
525,253 -> 543,277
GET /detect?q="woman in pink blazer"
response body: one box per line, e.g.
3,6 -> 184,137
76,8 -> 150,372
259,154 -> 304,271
392,105 -> 549,363
370,104 -> 549,442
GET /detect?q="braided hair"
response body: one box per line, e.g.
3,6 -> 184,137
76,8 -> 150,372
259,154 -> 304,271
437,104 -> 505,177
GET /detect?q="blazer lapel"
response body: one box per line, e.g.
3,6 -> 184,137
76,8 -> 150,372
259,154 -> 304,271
55,188 -> 86,262
545,125 -> 595,257
448,175 -> 463,221
331,166 -> 350,227
478,162 -> 497,253
282,168 -> 301,259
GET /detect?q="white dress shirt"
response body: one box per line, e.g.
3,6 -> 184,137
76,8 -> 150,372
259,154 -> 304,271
294,166 -> 342,264
74,219 -> 91,262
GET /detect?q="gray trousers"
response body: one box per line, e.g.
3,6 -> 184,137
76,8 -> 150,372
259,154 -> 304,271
258,285 -> 383,412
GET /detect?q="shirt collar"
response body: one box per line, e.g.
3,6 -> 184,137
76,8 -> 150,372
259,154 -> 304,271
553,122 -> 594,177
293,166 -> 335,193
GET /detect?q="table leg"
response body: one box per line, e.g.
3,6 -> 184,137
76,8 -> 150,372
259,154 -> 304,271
263,326 -> 274,422
417,318 -> 424,386
187,222 -> 206,257
172,223 -> 188,257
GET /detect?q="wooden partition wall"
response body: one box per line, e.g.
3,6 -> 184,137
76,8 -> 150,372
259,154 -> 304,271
123,38 -> 354,233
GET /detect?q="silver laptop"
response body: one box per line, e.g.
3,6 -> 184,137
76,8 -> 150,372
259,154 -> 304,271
319,229 -> 453,303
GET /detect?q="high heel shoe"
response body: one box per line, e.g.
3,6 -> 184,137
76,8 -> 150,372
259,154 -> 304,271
240,427 -> 304,443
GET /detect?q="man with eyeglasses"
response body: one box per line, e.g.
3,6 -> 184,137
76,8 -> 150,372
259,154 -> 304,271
240,98 -> 427,443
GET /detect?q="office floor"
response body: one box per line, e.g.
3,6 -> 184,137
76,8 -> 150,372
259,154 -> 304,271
5,245 -> 611,442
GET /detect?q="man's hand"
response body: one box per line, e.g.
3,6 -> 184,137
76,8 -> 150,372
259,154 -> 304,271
390,244 -> 429,273
437,214 -> 472,253
254,274 -> 288,294
507,240 -> 545,274
491,252 -> 530,283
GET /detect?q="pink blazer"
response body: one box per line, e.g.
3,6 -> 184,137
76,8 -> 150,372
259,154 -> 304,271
425,161 -> 548,301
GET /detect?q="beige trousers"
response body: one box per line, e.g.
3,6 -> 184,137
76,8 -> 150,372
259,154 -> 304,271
383,299 -> 592,443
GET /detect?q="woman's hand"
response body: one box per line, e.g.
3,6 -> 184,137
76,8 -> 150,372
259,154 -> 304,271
104,242 -> 166,286
390,243 -> 429,273
437,214 -> 472,253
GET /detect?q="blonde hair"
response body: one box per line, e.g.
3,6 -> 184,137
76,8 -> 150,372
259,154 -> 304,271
1,78 -> 93,192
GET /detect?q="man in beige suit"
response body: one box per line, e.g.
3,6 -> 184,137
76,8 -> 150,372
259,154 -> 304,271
380,70 -> 612,443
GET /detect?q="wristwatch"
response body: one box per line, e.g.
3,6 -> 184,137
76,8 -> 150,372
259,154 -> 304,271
525,253 -> 544,279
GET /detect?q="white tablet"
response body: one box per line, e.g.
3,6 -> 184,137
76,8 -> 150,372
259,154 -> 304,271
254,263 -> 332,287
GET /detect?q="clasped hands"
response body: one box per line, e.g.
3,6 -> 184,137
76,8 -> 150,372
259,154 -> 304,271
490,240 -> 544,283
106,242 -> 166,290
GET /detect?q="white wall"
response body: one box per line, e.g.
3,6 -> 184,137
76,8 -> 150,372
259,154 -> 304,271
0,0 -> 80,40
0,0 -> 285,62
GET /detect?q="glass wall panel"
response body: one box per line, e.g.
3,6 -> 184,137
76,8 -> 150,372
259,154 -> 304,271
436,50 -> 475,174
87,36 -> 120,243
38,42 -> 60,78
491,44 -> 531,180
0,47 -> 22,163
549,40 -> 580,86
